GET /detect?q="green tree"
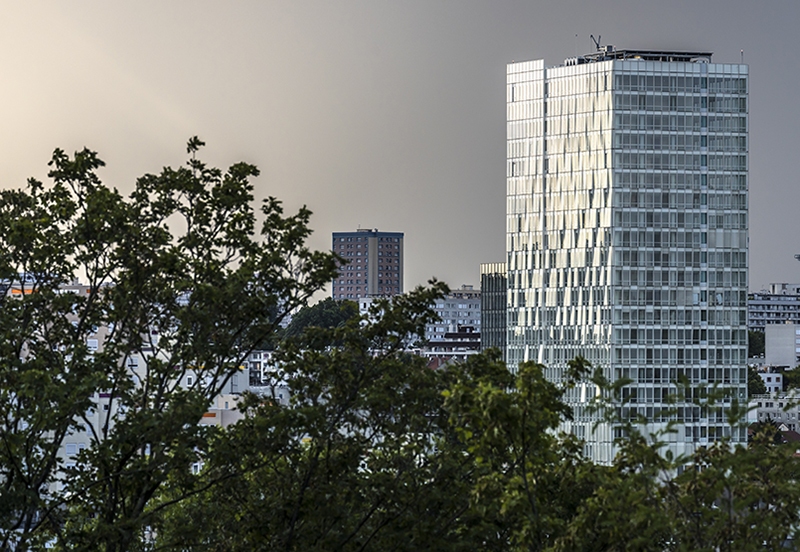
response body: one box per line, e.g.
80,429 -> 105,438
154,283 -> 487,551
0,139 -> 337,551
748,330 -> 765,358
747,365 -> 767,396
155,328 -> 608,551
6,140 -> 800,551
281,296 -> 359,340
784,367 -> 800,390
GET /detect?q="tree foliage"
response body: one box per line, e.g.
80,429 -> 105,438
784,368 -> 800,391
748,329 -> 765,358
747,365 -> 767,396
2,141 -> 800,551
280,296 -> 359,341
0,139 -> 337,551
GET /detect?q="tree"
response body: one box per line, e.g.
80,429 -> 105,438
784,367 -> 800,391
154,318 -> 609,551
154,283 -> 486,551
7,139 -> 800,550
748,330 -> 765,358
0,139 -> 337,550
747,365 -> 767,396
281,296 -> 359,340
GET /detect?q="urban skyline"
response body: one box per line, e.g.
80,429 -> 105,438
0,2 -> 797,294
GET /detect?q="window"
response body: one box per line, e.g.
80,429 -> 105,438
66,443 -> 77,455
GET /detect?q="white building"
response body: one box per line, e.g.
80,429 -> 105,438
424,285 -> 481,342
765,323 -> 800,368
757,371 -> 783,396
750,392 -> 800,432
748,285 -> 800,331
506,47 -> 748,463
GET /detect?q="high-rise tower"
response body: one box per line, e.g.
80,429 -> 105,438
506,48 -> 748,462
332,228 -> 403,299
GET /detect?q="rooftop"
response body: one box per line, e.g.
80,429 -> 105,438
564,46 -> 713,66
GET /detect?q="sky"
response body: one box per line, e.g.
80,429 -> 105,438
0,1 -> 798,295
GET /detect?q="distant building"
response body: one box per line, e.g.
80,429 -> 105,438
332,228 -> 403,299
757,369 -> 784,396
749,391 -> 800,432
749,284 -> 800,331
765,323 -> 800,368
422,326 -> 481,368
424,285 -> 481,342
480,263 -> 506,358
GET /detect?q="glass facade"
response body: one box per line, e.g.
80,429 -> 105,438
506,55 -> 748,463
480,262 -> 507,358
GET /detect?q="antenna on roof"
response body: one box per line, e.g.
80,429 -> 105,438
741,49 -> 744,63
590,34 -> 601,51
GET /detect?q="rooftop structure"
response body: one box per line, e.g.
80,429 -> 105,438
565,47 -> 713,66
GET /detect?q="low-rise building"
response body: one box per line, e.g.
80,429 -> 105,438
749,391 -> 800,432
422,325 -> 481,368
749,284 -> 800,331
758,369 -> 784,395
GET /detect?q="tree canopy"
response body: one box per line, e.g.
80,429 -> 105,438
747,365 -> 767,396
748,330 -> 765,358
1,140 -> 799,551
281,296 -> 359,340
0,139 -> 336,550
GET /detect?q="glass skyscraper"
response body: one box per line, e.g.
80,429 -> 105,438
506,48 -> 748,463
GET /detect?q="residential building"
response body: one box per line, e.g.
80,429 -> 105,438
750,391 -> 800,432
422,326 -> 481,369
748,285 -> 800,331
424,284 -> 481,342
480,262 -> 507,357
332,228 -> 403,299
756,368 -> 784,396
506,47 -> 748,462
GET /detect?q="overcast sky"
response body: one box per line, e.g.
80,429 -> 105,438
1,1 -> 797,294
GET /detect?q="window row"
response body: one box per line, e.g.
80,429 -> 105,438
614,93 -> 746,113
614,113 -> 746,132
613,345 -> 747,366
614,249 -> 746,269
334,237 -> 400,243
611,287 -> 747,307
614,133 -> 746,151
614,327 -> 746,346
613,307 -> 746,326
613,74 -> 746,94
614,190 -> 709,209
614,172 -> 746,190
615,152 -> 746,171
614,209 -> 747,229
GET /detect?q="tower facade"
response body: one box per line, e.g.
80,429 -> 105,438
332,228 -> 403,299
506,49 -> 748,462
